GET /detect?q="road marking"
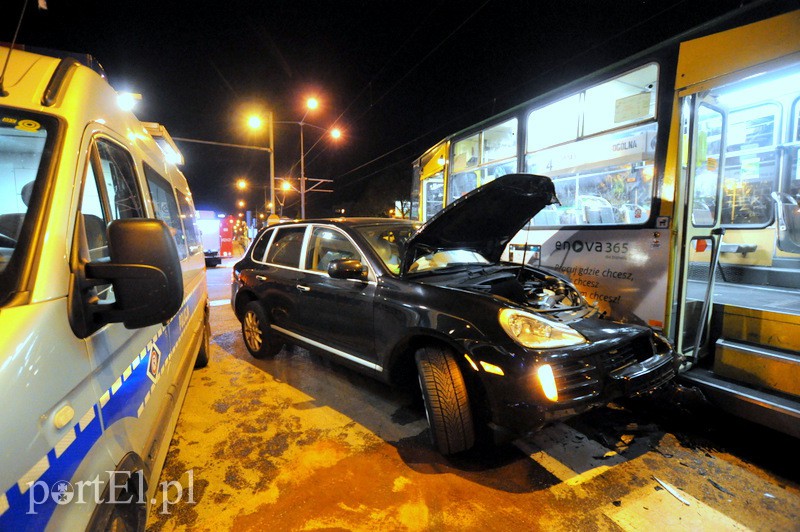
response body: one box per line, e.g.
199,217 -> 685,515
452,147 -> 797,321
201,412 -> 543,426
518,423 -> 750,530
210,299 -> 230,307
515,422 -> 626,487
603,483 -> 749,531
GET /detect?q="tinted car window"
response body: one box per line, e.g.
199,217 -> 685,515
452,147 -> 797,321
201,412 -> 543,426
306,227 -> 362,273
250,229 -> 274,262
265,226 -> 306,267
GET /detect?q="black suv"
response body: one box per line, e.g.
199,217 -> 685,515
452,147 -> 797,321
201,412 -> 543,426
231,174 -> 676,454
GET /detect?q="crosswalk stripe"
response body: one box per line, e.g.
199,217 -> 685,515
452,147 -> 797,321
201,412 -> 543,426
515,422 -> 626,486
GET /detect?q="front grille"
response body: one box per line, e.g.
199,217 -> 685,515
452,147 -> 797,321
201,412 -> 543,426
601,342 -> 639,373
549,336 -> 656,403
551,358 -> 600,401
626,361 -> 676,397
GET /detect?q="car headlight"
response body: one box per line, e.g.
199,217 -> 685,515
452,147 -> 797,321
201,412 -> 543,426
499,308 -> 586,349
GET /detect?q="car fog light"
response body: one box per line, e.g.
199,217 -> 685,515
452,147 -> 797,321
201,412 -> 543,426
537,364 -> 558,402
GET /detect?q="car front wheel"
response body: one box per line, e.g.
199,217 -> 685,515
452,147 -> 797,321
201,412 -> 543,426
242,301 -> 282,358
415,346 -> 475,455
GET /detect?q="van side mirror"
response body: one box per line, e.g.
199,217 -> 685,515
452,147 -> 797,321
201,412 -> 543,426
72,218 -> 183,336
328,258 -> 368,281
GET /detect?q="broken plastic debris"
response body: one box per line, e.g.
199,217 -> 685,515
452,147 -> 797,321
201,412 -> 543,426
708,478 -> 733,496
652,476 -> 691,506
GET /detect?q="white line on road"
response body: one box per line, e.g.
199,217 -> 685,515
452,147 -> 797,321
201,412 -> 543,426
515,422 -> 626,486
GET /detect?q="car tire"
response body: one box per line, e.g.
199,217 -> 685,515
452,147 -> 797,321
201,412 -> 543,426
194,308 -> 211,368
415,346 -> 475,455
242,301 -> 282,359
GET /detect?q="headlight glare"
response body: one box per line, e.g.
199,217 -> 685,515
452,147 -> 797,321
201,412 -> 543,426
499,308 -> 586,348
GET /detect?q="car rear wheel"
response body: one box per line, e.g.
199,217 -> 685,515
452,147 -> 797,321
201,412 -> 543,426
415,346 -> 475,455
242,301 -> 282,358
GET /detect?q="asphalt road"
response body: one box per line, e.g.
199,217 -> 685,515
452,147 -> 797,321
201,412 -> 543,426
146,260 -> 800,531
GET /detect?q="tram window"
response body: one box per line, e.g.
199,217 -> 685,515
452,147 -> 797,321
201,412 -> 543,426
448,172 -> 478,202
584,63 -> 658,136
448,119 -> 518,205
422,174 -> 444,221
527,94 -> 580,152
482,120 -> 517,164
691,105 -> 722,227
526,123 -> 656,226
719,105 -> 778,226
726,104 -> 777,152
795,100 -> 800,142
453,134 -> 479,172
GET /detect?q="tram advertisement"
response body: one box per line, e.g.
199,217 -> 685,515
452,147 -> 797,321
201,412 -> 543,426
511,228 -> 670,329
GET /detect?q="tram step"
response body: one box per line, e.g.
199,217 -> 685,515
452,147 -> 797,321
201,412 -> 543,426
714,338 -> 800,399
719,305 -> 800,352
680,367 -> 800,439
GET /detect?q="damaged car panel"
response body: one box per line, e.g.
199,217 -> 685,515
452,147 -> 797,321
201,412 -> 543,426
232,174 -> 677,455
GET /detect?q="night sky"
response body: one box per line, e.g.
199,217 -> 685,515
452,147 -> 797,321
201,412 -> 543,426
1,0 -> 774,217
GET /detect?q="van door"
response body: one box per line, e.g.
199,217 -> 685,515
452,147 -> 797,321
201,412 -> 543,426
0,111 -> 104,529
77,136 -> 175,470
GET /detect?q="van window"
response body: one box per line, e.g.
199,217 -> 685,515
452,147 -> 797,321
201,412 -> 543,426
79,138 -> 146,302
0,109 -> 58,304
176,190 -> 202,256
96,140 -> 145,219
265,226 -> 306,267
145,165 -> 188,260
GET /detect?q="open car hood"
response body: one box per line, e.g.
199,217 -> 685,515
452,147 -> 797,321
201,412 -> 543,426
401,174 -> 558,274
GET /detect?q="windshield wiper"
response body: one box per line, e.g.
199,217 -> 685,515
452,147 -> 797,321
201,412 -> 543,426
409,263 -> 488,276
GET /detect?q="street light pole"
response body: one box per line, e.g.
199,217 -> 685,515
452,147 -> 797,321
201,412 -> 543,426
300,121 -> 306,219
268,110 -> 275,216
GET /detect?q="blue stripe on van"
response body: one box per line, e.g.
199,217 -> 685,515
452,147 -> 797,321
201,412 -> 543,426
0,405 -> 103,530
100,329 -> 170,429
0,285 -> 203,530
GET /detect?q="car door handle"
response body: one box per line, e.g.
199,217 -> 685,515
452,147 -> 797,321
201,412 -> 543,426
256,275 -> 268,281
296,284 -> 311,292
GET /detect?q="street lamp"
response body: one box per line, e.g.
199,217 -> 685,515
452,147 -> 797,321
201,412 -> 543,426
295,98 -> 341,218
247,98 -> 340,219
246,111 -> 275,216
275,179 -> 294,217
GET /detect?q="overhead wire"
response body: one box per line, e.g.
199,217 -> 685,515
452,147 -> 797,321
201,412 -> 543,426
294,0 -> 495,196
333,0 -> 723,190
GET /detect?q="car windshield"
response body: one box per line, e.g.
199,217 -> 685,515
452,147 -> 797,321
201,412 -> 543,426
354,222 -> 419,274
407,249 -> 489,273
0,108 -> 57,304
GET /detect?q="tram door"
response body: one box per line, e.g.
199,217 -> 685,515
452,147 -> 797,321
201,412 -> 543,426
675,59 -> 800,367
675,94 -> 725,361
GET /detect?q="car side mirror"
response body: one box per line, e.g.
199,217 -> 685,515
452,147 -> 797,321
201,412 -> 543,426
74,218 -> 183,334
328,258 -> 368,281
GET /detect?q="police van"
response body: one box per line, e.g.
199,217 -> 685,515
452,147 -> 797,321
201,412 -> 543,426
0,45 -> 210,529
